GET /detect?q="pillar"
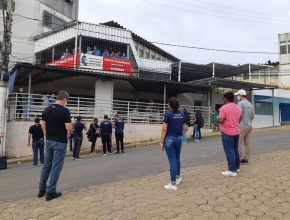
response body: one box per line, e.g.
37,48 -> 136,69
94,79 -> 114,119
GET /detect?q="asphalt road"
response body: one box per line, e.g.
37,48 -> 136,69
0,130 -> 289,202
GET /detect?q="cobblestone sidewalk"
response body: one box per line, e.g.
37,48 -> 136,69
1,150 -> 290,220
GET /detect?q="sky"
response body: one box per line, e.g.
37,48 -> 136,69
79,0 -> 290,65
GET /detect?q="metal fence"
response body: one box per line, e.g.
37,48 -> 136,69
8,93 -> 211,127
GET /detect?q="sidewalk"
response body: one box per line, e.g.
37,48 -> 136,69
1,149 -> 290,220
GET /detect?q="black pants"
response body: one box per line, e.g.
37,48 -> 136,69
101,134 -> 111,154
73,137 -> 83,159
90,138 -> 97,153
115,133 -> 124,152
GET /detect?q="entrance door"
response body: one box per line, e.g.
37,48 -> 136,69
279,103 -> 290,122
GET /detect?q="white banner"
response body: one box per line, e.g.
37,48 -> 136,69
79,53 -> 103,70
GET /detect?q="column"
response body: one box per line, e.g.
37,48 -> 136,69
94,79 -> 114,119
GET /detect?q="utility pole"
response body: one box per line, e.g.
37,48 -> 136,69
0,0 -> 13,159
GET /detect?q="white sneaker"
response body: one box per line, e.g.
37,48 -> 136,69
237,169 -> 241,172
164,183 -> 178,191
221,171 -> 237,177
176,177 -> 182,185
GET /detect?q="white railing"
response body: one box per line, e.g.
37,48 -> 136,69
7,93 -> 211,127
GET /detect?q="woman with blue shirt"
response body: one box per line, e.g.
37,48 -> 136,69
160,97 -> 186,191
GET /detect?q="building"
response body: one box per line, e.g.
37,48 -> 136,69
0,0 -> 79,66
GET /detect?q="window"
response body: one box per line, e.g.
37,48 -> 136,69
255,102 -> 273,115
139,49 -> 144,58
156,57 -> 161,61
288,45 -> 290,54
280,45 -> 287,54
145,52 -> 150,59
194,100 -> 202,107
0,0 -> 7,10
279,34 -> 287,44
151,55 -> 155,60
43,11 -> 66,29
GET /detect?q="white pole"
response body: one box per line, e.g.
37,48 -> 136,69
212,62 -> 215,78
73,22 -> 79,69
178,61 -> 182,82
249,64 -> 252,82
0,82 -> 8,156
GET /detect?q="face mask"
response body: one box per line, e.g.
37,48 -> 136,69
237,95 -> 241,101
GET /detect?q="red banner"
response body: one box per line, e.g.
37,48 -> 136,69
46,54 -> 79,69
46,54 -> 134,76
103,57 -> 134,76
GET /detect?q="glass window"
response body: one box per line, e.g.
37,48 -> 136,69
279,34 -> 287,44
255,102 -> 273,115
43,11 -> 65,29
151,55 -> 155,60
139,49 -> 144,57
145,52 -> 150,59
156,57 -> 161,61
280,45 -> 287,54
288,45 -> 290,54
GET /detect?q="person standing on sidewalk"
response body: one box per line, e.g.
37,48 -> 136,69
114,115 -> 125,154
235,89 -> 254,164
87,118 -> 100,154
38,91 -> 73,201
28,118 -> 44,168
100,115 -> 112,156
218,92 -> 242,177
160,97 -> 186,191
73,116 -> 87,160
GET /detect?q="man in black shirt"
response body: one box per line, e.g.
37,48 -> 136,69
38,91 -> 73,201
100,115 -> 112,156
28,118 -> 44,167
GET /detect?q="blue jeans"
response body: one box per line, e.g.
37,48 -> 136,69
193,124 -> 201,140
164,136 -> 182,182
221,133 -> 240,172
39,140 -> 67,194
32,139 -> 44,166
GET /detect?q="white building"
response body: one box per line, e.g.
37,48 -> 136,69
0,0 -> 79,66
279,32 -> 290,87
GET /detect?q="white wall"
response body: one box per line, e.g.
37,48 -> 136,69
5,121 -> 163,158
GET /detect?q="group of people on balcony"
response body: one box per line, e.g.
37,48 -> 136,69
61,46 -> 128,60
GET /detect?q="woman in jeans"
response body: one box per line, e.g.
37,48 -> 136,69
160,97 -> 186,191
193,110 -> 204,141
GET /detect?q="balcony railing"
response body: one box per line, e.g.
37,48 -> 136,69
8,93 -> 211,127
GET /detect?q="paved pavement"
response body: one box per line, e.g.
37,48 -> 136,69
1,146 -> 290,219
1,129 -> 290,202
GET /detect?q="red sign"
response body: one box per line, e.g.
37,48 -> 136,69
46,54 -> 80,69
103,58 -> 134,76
46,54 -> 134,77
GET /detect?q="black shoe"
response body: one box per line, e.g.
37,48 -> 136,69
244,159 -> 249,164
240,159 -> 245,164
122,151 -> 125,153
38,190 -> 46,198
46,192 -> 62,201
115,152 -> 120,154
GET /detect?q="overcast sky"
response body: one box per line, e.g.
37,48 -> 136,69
79,0 -> 290,65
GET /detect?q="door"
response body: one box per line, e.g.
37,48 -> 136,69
279,103 -> 290,122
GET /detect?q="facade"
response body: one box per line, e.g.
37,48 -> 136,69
279,32 -> 290,87
0,0 -> 79,66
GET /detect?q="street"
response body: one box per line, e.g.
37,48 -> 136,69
0,129 -> 289,202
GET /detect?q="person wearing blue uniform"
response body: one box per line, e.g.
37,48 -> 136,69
100,115 -> 112,156
160,97 -> 186,191
73,116 -> 87,160
114,115 -> 125,154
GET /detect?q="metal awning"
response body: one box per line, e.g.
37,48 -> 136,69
188,77 -> 278,90
171,62 -> 272,81
11,63 -> 211,95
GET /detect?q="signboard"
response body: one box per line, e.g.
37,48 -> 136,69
46,54 -> 79,69
46,54 -> 134,76
79,53 -> 103,70
103,57 -> 134,75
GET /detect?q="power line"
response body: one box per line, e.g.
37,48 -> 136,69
165,0 -> 290,23
141,0 -> 290,27
12,14 -> 280,55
